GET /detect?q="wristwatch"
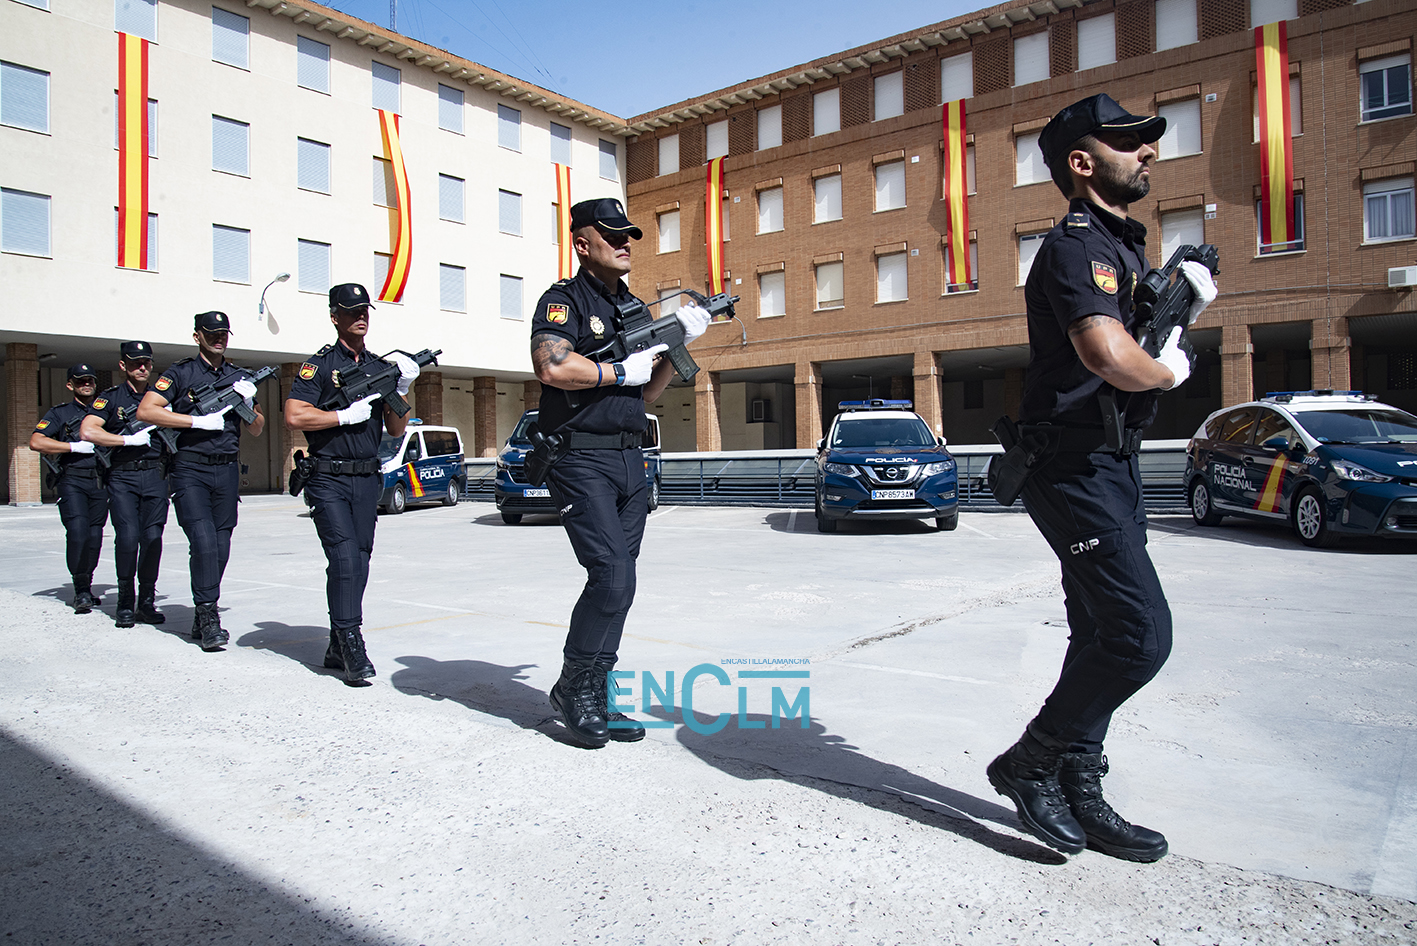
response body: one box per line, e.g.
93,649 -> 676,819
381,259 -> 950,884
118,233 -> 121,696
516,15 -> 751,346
612,363 -> 626,386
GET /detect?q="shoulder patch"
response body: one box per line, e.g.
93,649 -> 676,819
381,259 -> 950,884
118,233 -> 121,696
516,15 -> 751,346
1065,213 -> 1089,229
92,397 -> 108,410
36,419 -> 49,430
1092,261 -> 1118,294
546,304 -> 569,324
299,363 -> 318,380
154,376 -> 173,392
553,279 -> 572,287
316,344 -> 333,355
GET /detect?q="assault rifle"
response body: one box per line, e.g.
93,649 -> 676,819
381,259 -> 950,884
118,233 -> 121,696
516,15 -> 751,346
187,364 -> 279,424
589,290 -> 739,384
40,416 -> 82,489
319,349 -> 441,418
94,418 -> 177,475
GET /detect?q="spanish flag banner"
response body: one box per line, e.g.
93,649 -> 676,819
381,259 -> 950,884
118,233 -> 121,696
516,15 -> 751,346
378,109 -> 413,302
705,156 -> 726,298
1255,21 -> 1295,250
117,33 -> 149,270
554,163 -> 573,279
941,99 -> 972,289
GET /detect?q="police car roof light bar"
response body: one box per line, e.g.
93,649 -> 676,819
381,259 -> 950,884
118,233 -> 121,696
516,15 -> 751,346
838,399 -> 913,411
1264,390 -> 1369,403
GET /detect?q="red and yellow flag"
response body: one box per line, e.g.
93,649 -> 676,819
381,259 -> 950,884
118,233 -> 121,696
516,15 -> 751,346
942,99 -> 972,289
704,156 -> 726,297
378,109 -> 412,302
554,163 -> 573,279
117,33 -> 149,270
1255,21 -> 1295,249
404,463 -> 425,498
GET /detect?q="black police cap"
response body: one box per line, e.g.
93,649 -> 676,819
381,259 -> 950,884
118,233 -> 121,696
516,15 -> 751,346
67,363 -> 97,381
569,198 -> 642,240
329,283 -> 375,311
120,340 -> 153,360
1039,94 -> 1166,171
194,311 -> 232,333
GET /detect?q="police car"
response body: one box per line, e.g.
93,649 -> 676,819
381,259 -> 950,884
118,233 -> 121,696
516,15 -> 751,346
1185,391 -> 1417,547
377,423 -> 465,514
495,409 -> 662,524
815,399 -> 959,533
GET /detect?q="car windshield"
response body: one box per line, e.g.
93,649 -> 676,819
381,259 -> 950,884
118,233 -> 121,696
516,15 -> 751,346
1293,408 -> 1417,443
831,416 -> 935,448
377,435 -> 404,461
509,412 -> 539,444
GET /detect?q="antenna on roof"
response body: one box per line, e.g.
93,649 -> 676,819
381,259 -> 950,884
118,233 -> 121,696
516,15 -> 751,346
390,0 -> 396,32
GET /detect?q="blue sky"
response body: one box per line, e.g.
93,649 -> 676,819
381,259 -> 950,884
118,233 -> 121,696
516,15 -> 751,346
322,0 -> 981,117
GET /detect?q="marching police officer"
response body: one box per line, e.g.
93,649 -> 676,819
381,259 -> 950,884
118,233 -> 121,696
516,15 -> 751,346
985,94 -> 1215,861
81,341 -> 169,628
137,312 -> 266,650
284,283 -> 420,684
529,198 -> 710,747
29,364 -> 108,613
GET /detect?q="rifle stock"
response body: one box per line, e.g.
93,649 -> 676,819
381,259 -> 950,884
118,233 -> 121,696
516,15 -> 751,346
319,349 -> 441,418
590,290 -> 739,384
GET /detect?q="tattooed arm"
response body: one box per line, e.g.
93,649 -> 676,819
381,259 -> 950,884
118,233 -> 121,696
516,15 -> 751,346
532,333 -> 615,391
1067,314 -> 1177,391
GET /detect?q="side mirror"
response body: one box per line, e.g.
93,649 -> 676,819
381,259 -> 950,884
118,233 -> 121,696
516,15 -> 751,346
1260,435 -> 1289,450
816,438 -> 824,451
937,435 -> 948,446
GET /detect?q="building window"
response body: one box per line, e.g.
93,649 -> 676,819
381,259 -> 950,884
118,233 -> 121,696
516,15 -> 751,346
757,186 -> 784,233
1,61 -> 49,133
113,94 -> 157,156
759,270 -> 786,318
658,209 -> 680,253
439,174 -> 464,223
875,72 -> 904,121
439,263 -> 466,313
297,238 -> 330,294
1014,33 -> 1050,86
877,252 -> 907,303
599,139 -> 617,180
372,61 -> 400,113
1157,99 -> 1202,158
721,196 -> 732,241
550,122 -> 571,164
211,115 -> 249,177
2,187 -> 49,256
813,88 -> 840,135
1253,75 -> 1303,139
949,144 -> 977,195
16,0 -> 49,8
498,105 -> 521,151
372,156 -> 395,207
551,202 -> 560,243
1389,352 -> 1417,390
1249,0 -> 1297,26
115,0 -> 156,42
113,209 -> 158,270
1155,0 -> 1198,51
297,137 -> 330,194
1018,232 -> 1047,284
212,223 -> 249,283
374,251 -> 391,291
1360,55 -> 1412,123
944,240 -> 978,293
297,36 -> 330,93
1161,208 -> 1205,262
1077,14 -> 1116,71
658,134 -> 679,176
814,174 -> 842,223
941,52 -> 973,102
211,7 -> 249,70
1015,132 -> 1047,186
438,84 -> 464,134
1364,178 -> 1415,243
498,189 -> 522,236
1256,193 -> 1306,254
658,288 -> 681,316
815,261 -> 844,309
757,104 -> 783,150
706,120 -> 728,159
875,161 -> 906,212
500,274 -> 523,320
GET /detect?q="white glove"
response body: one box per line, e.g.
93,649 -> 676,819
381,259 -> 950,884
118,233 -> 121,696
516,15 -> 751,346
677,303 -> 712,344
335,394 -> 378,426
232,378 -> 257,399
1155,327 -> 1192,390
392,353 -> 420,397
189,405 -> 232,431
1178,260 -> 1217,325
69,440 -> 95,454
617,344 -> 668,387
121,428 -> 152,448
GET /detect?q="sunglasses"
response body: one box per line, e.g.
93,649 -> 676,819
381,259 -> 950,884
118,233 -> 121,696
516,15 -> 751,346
123,358 -> 154,368
71,377 -> 97,384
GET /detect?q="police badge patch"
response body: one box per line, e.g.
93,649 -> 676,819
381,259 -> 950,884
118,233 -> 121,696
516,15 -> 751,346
92,398 -> 108,410
1092,261 -> 1118,295
36,419 -> 49,429
299,363 -> 318,380
589,315 -> 605,337
154,376 -> 173,392
547,304 -> 568,324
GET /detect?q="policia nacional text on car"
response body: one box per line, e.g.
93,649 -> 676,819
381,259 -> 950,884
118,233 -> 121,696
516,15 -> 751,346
529,198 -> 711,747
984,95 -> 1217,862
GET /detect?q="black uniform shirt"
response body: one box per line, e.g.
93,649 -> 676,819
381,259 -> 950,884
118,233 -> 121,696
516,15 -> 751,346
1020,198 -> 1159,429
153,355 -> 255,456
89,381 -> 163,464
530,267 -> 649,435
287,341 -> 390,460
35,400 -> 97,472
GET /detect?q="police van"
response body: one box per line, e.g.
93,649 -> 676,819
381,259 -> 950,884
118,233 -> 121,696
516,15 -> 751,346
377,422 -> 465,514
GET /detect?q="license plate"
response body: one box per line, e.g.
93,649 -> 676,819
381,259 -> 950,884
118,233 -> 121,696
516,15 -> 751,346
524,488 -> 550,498
871,488 -> 915,500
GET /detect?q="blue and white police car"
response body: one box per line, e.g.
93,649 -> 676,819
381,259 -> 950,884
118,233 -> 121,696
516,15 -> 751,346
377,423 -> 465,514
1185,390 -> 1417,547
815,399 -> 959,533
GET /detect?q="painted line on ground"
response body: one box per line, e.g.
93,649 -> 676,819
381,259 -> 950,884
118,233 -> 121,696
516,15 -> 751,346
830,659 -> 994,686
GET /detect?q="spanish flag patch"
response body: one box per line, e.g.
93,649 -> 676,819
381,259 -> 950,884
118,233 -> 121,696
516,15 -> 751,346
36,419 -> 49,429
154,376 -> 173,392
299,363 -> 318,380
1092,261 -> 1118,295
93,398 -> 108,410
546,304 -> 568,324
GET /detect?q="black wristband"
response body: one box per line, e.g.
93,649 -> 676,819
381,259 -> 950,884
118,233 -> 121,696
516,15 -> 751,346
613,363 -> 626,386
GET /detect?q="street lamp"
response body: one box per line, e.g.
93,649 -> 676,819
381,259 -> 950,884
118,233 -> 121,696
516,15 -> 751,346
259,272 -> 290,322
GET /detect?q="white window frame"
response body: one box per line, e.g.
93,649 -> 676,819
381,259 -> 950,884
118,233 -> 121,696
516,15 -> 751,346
876,252 -> 908,303
1014,33 -> 1050,87
115,0 -> 157,42
757,104 -> 783,150
297,238 -> 330,294
875,161 -> 906,212
758,270 -> 786,318
211,114 -> 249,177
550,122 -> 572,165
498,189 -> 522,237
113,95 -> 158,157
1252,75 -> 1303,140
813,89 -> 840,136
814,174 -> 843,223
599,139 -> 618,181
1,61 -> 49,134
944,239 -> 979,294
1155,0 -> 1199,52
874,72 -> 904,121
1160,208 -> 1205,262
1157,99 -> 1202,159
297,36 -> 330,94
658,134 -> 680,177
498,105 -> 521,151
438,83 -> 464,134
1249,0 -> 1297,27
1359,55 -> 1413,123
211,7 -> 250,71
374,252 -> 392,294
941,52 -> 974,103
757,187 -> 784,234
1255,192 -> 1306,255
2,187 -> 50,257
440,263 -> 466,313
372,156 -> 394,207
372,61 -> 400,114
706,120 -> 729,159
297,137 -> 331,194
439,173 -> 464,224
1018,231 -> 1047,285
815,260 -> 844,310
1076,13 -> 1117,71
658,209 -> 680,253
113,208 -> 158,271
1015,132 -> 1047,187
211,223 -> 250,284
500,274 -> 524,320
658,288 -> 682,317
1363,177 -> 1415,244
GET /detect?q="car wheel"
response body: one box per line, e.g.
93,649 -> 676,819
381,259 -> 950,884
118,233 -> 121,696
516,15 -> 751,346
1292,488 -> 1340,548
648,476 -> 660,511
501,512 -> 523,525
387,483 -> 406,515
1189,479 -> 1223,526
937,512 -> 959,531
443,478 -> 460,506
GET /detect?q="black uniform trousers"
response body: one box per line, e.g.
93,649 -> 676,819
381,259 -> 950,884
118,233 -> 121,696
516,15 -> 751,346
106,467 -> 168,585
170,460 -> 239,606
1020,448 -> 1173,755
546,448 -> 648,666
56,471 -> 108,582
305,471 -> 380,632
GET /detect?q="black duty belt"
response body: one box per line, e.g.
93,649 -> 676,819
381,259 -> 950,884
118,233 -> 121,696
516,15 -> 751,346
1023,425 -> 1145,456
62,466 -> 99,479
109,459 -> 161,472
311,457 -> 379,475
175,450 -> 238,466
565,430 -> 643,450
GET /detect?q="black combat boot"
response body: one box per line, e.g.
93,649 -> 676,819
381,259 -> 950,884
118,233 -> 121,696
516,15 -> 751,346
322,629 -> 343,671
114,580 -> 136,628
549,661 -> 610,747
135,585 -> 165,625
332,627 -> 375,683
72,576 -> 97,614
592,658 -> 645,743
986,725 -> 1087,854
191,603 -> 228,651
1058,753 -> 1168,862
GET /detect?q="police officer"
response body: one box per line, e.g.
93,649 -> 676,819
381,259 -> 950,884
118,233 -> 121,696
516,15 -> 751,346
284,283 -> 420,684
529,198 -> 711,747
985,94 -> 1215,861
81,341 -> 169,628
29,364 -> 108,613
137,312 -> 266,651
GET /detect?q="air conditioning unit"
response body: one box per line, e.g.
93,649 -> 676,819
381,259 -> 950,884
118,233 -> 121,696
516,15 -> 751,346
1389,266 -> 1417,288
